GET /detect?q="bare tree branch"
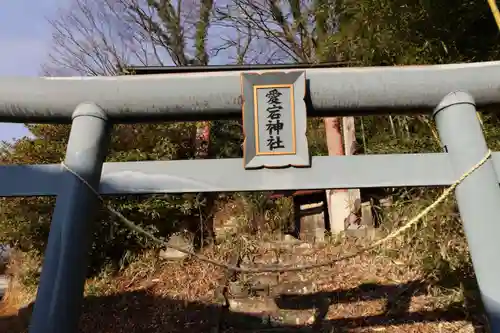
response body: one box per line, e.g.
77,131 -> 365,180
44,0 -> 168,75
214,0 -> 339,63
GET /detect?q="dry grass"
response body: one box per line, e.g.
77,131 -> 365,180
0,252 -> 39,332
0,193 -> 489,332
0,239 -> 487,332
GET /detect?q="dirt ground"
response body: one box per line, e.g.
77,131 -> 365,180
0,234 -> 489,333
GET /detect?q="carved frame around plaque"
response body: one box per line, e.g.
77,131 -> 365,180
241,71 -> 310,169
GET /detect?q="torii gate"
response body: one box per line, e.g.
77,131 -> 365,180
1,61 -> 500,332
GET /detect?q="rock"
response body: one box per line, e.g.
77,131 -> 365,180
159,232 -> 194,260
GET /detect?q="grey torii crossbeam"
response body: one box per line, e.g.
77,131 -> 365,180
1,62 -> 500,332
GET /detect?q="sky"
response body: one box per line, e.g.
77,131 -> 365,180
0,1 -> 65,142
0,1 -> 241,144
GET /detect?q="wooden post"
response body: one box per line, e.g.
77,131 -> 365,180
342,117 -> 361,226
342,117 -> 374,231
323,117 -> 350,233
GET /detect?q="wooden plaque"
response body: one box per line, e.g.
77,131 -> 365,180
241,71 -> 310,169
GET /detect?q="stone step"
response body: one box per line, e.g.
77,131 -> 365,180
226,282 -> 323,314
245,274 -> 278,297
270,309 -> 316,326
271,281 -> 317,296
228,297 -> 278,314
236,275 -> 318,297
260,238 -> 315,252
223,296 -> 318,330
